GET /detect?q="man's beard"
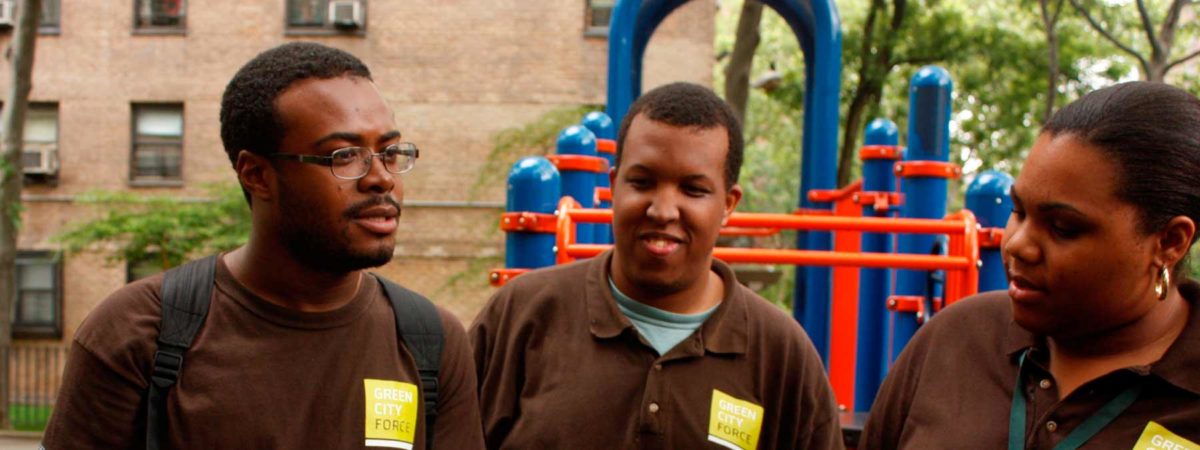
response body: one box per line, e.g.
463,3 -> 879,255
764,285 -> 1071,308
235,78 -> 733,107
277,188 -> 400,274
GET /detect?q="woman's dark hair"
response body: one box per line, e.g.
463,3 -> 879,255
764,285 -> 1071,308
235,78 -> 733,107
1044,81 -> 1200,277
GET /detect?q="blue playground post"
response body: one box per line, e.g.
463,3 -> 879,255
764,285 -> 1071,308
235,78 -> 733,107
582,112 -> 616,244
890,66 -> 954,368
854,118 -> 900,412
556,125 -> 600,245
966,170 -> 1014,292
505,157 -> 561,269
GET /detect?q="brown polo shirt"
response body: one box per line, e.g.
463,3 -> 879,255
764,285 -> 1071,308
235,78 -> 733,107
470,250 -> 843,450
861,281 -> 1200,449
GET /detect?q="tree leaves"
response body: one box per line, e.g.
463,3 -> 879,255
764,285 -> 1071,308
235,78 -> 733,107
53,183 -> 250,270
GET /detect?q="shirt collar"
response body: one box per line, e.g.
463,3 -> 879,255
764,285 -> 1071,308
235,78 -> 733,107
584,250 -> 748,355
1003,279 -> 1200,395
1150,279 -> 1200,394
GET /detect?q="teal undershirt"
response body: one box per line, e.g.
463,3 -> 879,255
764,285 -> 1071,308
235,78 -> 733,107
608,277 -> 718,355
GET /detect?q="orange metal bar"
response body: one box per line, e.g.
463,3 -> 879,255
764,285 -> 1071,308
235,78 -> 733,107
894,161 -> 962,179
488,268 -> 531,287
828,194 -> 863,410
499,212 -> 557,233
556,197 -> 583,265
886,295 -> 944,315
564,245 -> 971,270
547,154 -> 610,173
595,187 -> 612,203
720,227 -> 782,237
859,145 -> 903,160
809,180 -> 863,203
596,138 -> 616,155
567,208 -> 967,234
978,227 -> 1004,249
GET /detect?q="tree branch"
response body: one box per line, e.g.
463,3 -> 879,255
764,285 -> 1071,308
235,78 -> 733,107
1135,0 -> 1164,58
1159,0 -> 1188,50
1050,0 -> 1066,23
1069,0 -> 1151,74
1164,47 -> 1200,73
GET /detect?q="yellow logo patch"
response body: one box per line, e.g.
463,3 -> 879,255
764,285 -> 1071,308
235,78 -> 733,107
364,379 -> 419,449
707,389 -> 764,450
1134,422 -> 1197,450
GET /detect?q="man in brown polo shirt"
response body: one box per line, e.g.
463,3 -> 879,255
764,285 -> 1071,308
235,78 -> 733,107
470,82 -> 842,449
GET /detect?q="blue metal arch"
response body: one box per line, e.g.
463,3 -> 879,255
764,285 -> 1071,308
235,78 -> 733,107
605,0 -> 843,360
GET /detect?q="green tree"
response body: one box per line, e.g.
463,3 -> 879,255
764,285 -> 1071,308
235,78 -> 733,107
55,183 -> 251,271
0,0 -> 43,429
1069,0 -> 1199,82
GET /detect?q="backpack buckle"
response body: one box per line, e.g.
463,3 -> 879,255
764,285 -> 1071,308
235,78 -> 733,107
151,350 -> 184,388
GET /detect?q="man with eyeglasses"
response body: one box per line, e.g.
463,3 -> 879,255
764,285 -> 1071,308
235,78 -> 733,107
43,42 -> 485,450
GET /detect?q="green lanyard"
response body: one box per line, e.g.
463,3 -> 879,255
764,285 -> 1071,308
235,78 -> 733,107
1008,350 -> 1143,450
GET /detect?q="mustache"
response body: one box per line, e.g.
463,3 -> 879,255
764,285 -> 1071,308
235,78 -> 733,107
343,195 -> 402,219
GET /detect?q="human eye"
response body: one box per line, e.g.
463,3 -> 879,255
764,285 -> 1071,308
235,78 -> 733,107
330,148 -> 361,165
624,176 -> 652,189
1049,219 -> 1084,240
683,183 -> 712,197
380,146 -> 403,161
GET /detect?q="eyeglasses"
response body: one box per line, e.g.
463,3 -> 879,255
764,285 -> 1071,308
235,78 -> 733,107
270,143 -> 420,180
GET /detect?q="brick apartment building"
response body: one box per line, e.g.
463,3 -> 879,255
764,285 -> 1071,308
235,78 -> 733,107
0,0 -> 715,345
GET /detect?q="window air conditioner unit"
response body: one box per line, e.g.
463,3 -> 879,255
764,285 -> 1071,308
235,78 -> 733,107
329,0 -> 363,30
22,144 -> 58,176
0,0 -> 15,27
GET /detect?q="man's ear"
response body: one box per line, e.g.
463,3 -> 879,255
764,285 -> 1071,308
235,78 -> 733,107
236,150 -> 275,203
721,184 -> 743,226
608,166 -> 617,187
1156,215 -> 1197,271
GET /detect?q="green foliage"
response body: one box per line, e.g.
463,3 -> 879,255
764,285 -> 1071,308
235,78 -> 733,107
470,105 -> 599,200
8,403 -> 51,432
54,183 -> 251,270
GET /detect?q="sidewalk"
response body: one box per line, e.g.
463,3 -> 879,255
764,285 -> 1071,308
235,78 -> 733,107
0,435 -> 39,450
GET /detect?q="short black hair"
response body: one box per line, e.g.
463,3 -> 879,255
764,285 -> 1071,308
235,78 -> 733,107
220,42 -> 372,167
615,82 -> 744,188
1044,81 -> 1200,278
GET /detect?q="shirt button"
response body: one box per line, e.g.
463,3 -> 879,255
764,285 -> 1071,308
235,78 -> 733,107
648,402 -> 660,413
653,364 -> 662,371
1039,379 -> 1052,389
1046,421 -> 1058,432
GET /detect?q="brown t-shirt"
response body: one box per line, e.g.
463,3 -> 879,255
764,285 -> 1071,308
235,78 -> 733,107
861,282 -> 1200,449
470,250 -> 843,450
42,256 -> 485,450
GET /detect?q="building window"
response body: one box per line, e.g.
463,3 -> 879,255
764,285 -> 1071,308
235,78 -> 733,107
39,0 -> 60,33
13,251 -> 62,338
21,103 -> 59,183
134,0 -> 185,32
0,0 -> 59,34
286,0 -> 366,34
131,104 -> 184,186
585,0 -> 614,37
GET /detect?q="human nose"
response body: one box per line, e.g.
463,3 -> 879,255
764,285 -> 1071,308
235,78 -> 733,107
1002,216 -> 1040,265
645,188 -> 680,224
357,153 -> 396,194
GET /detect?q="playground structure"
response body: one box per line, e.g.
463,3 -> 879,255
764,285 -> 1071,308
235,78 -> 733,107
487,0 -> 1015,418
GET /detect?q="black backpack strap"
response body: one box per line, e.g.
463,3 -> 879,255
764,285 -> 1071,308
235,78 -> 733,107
147,255 -> 218,450
375,275 -> 444,450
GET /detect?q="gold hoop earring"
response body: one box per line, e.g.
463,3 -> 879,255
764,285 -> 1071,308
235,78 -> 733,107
1155,265 -> 1171,301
